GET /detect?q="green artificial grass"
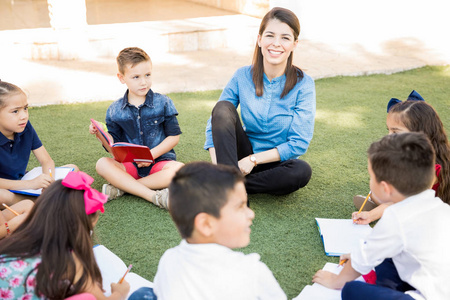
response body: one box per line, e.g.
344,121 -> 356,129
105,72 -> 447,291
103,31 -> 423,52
26,65 -> 450,298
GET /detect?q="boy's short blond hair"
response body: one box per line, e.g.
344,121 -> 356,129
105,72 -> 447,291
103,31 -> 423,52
116,47 -> 151,75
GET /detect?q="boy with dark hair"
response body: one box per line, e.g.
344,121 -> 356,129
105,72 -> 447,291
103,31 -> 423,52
89,47 -> 183,209
313,132 -> 450,299
153,161 -> 287,299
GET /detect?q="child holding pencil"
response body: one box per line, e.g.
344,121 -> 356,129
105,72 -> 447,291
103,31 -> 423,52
0,200 -> 33,239
0,81 -> 78,205
0,172 -> 131,299
353,91 -> 450,224
313,132 -> 450,299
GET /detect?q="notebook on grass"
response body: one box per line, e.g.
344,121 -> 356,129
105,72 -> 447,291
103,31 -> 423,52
315,218 -> 373,256
9,166 -> 74,196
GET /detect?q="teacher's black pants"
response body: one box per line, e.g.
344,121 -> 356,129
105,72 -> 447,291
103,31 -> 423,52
211,101 -> 312,195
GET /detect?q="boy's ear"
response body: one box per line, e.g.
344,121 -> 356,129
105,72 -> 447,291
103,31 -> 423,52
380,180 -> 394,196
117,72 -> 126,84
193,212 -> 216,238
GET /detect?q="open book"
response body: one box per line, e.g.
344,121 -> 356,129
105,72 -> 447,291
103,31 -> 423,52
93,245 -> 153,299
315,218 -> 373,256
293,262 -> 365,300
91,119 -> 154,163
9,166 -> 74,196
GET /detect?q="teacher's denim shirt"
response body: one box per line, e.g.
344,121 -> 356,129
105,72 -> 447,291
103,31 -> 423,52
205,66 -> 316,161
106,89 -> 181,169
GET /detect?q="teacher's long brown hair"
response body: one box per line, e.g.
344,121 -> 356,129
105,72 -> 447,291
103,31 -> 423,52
252,7 -> 303,99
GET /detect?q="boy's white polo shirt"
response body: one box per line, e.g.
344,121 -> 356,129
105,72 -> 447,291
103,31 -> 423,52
351,189 -> 450,299
154,240 -> 287,300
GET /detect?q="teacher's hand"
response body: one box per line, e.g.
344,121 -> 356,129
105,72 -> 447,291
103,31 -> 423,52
238,156 -> 255,175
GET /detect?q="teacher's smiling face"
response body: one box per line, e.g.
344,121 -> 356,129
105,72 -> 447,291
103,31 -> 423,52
257,18 -> 298,72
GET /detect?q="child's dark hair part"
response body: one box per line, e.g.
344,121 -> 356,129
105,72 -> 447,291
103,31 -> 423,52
0,81 -> 25,108
116,47 -> 151,75
368,132 -> 435,197
169,162 -> 245,239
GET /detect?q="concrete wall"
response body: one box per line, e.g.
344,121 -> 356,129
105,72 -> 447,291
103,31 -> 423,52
270,0 -> 450,61
185,0 -> 269,18
186,0 -> 450,62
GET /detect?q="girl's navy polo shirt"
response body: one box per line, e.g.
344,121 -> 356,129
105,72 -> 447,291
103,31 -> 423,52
0,122 -> 42,180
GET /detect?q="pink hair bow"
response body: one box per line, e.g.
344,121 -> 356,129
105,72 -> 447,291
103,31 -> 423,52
61,171 -> 108,214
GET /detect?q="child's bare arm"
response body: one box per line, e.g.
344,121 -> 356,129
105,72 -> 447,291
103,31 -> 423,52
150,135 -> 180,160
312,257 -> 361,290
0,200 -> 33,238
32,146 -> 54,187
352,203 -> 392,225
0,176 -> 49,191
208,147 -> 217,164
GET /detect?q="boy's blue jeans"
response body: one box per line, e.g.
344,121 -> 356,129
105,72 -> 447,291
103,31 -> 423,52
342,259 -> 415,300
128,287 -> 157,300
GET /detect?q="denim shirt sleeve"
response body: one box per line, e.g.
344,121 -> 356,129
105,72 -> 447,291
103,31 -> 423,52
105,101 -> 124,143
204,70 -> 241,150
276,75 -> 316,161
164,97 -> 182,136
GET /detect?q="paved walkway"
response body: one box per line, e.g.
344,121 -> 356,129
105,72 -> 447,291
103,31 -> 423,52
0,0 -> 448,106
2,38 -> 448,107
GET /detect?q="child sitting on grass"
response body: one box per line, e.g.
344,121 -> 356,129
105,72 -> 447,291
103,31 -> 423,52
313,132 -> 450,299
353,93 -> 450,224
89,47 -> 183,209
152,162 -> 287,299
0,81 -> 78,206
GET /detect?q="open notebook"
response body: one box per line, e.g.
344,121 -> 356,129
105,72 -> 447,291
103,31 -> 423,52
9,166 -> 74,196
93,245 -> 153,299
293,262 -> 365,300
315,218 -> 373,256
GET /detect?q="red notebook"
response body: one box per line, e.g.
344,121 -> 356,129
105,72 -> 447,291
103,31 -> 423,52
91,119 -> 154,163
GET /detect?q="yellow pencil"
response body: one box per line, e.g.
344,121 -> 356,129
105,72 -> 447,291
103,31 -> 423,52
357,192 -> 372,214
2,203 -> 20,216
49,168 -> 53,179
339,259 -> 348,266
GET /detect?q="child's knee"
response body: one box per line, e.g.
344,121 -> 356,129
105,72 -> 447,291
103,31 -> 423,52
95,157 -> 113,174
0,189 -> 17,206
172,161 -> 185,172
18,199 -> 34,211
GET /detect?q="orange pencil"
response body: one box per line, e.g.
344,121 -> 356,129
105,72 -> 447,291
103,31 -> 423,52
2,203 -> 19,216
49,168 -> 53,179
118,264 -> 132,284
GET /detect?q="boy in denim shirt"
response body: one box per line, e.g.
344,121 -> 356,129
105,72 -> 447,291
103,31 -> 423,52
89,47 -> 183,209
